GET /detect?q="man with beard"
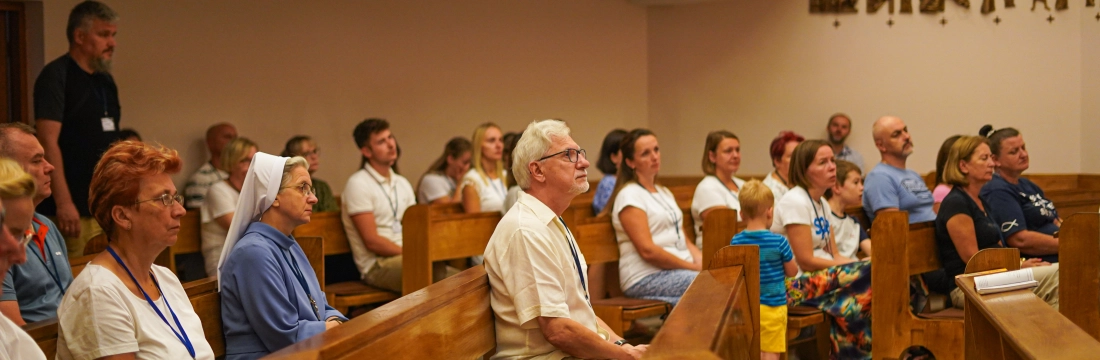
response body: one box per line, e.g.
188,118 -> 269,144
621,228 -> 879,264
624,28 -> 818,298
33,1 -> 120,257
863,116 -> 936,224
827,113 -> 864,172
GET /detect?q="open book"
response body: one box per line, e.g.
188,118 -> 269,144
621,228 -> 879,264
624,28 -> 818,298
972,268 -> 1038,295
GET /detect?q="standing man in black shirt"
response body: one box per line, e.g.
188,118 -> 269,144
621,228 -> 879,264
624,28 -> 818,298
33,1 -> 120,257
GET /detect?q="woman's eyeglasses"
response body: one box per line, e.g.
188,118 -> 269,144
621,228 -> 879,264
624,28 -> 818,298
281,182 -> 316,197
134,193 -> 184,207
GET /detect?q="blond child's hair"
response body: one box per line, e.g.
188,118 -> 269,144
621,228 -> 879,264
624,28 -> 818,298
738,179 -> 774,219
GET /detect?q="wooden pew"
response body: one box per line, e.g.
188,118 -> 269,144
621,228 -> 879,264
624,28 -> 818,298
400,203 -> 502,295
81,209 -> 201,275
22,317 -> 57,359
68,253 -> 98,278
23,276 -> 226,359
265,265 -> 494,359
957,274 -> 1100,359
872,210 -> 1021,360
184,276 -> 225,358
292,211 -> 399,314
1058,212 -> 1100,341
645,245 -> 761,359
700,208 -> 828,360
570,214 -> 670,337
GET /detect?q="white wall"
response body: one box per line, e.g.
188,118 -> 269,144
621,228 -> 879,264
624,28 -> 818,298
39,0 -> 650,191
647,1 -> 1090,176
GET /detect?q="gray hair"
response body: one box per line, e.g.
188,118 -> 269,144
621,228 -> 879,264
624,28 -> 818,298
512,119 -> 571,190
67,1 -> 118,44
280,156 -> 309,189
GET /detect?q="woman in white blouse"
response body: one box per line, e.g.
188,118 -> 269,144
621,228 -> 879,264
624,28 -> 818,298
762,131 -> 804,205
200,137 -> 256,277
606,129 -> 700,307
57,141 -> 214,360
690,130 -> 746,248
416,137 -> 472,204
460,122 -> 508,214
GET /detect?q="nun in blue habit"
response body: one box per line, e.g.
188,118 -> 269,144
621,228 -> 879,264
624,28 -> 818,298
217,153 -> 347,359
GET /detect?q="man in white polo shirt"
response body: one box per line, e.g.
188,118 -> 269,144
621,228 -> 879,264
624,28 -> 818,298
341,118 -> 417,293
485,119 -> 645,359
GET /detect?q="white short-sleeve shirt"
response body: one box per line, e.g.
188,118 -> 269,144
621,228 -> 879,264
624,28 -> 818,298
462,169 -> 507,214
0,314 -> 45,360
612,183 -> 693,290
690,175 -> 746,247
200,180 -> 238,277
56,265 -> 215,360
828,210 -> 862,260
771,186 -> 834,274
417,172 -> 455,204
763,171 -> 791,207
484,192 -> 607,360
341,165 -> 416,279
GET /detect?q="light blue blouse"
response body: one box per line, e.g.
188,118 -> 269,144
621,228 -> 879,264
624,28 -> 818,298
220,222 -> 345,359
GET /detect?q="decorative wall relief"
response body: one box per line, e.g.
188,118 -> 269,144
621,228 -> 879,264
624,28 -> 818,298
868,0 -> 895,13
1056,0 -> 1068,9
811,0 -> 859,13
983,0 -> 996,12
1032,0 -> 1051,10
921,0 -> 945,13
902,0 -> 915,12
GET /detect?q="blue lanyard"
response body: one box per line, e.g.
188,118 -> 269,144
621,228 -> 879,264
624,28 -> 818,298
29,234 -> 66,294
806,192 -> 831,243
557,217 -> 589,302
105,246 -> 195,359
368,170 -> 400,220
648,189 -> 684,248
278,247 -> 320,318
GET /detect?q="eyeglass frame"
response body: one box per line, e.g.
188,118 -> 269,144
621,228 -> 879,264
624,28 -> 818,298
134,193 -> 184,207
280,182 -> 317,197
537,148 -> 587,164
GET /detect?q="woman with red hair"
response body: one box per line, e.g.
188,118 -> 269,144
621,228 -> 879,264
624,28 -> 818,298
763,131 -> 805,205
56,141 -> 215,359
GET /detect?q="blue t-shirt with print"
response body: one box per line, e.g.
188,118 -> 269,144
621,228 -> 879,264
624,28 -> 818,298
730,229 -> 793,306
863,163 -> 935,224
980,174 -> 1059,262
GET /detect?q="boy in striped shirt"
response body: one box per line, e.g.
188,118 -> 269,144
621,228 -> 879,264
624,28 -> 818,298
730,180 -> 797,360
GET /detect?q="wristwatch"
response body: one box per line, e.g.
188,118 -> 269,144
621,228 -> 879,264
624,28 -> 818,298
614,339 -> 628,346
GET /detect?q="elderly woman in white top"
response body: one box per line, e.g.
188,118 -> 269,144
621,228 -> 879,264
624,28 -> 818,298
690,130 -> 747,248
219,153 -> 347,359
460,122 -> 508,214
57,141 -> 215,360
200,137 -> 257,277
0,160 -> 47,360
762,131 -> 804,205
606,129 -> 700,307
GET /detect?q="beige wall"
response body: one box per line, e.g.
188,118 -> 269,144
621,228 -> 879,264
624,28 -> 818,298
32,0 -> 1096,194
648,1 -> 1089,177
39,0 -> 649,191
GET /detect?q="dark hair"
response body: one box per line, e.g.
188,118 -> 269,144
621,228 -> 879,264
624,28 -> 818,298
601,128 -> 657,216
701,130 -> 739,175
935,135 -> 963,185
769,131 -> 805,165
353,118 -> 390,169
596,129 -> 628,175
979,124 -> 1021,158
67,1 -> 117,44
118,128 -> 141,142
503,132 -> 522,186
826,159 -> 861,200
281,135 -> 311,157
788,139 -> 833,195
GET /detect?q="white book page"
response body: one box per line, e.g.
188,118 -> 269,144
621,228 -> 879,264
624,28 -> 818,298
975,268 -> 1035,290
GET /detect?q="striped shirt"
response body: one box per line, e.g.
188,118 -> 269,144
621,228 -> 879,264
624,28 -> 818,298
730,229 -> 793,306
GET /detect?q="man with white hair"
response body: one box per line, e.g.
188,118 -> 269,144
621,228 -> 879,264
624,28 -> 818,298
484,120 -> 646,359
863,116 -> 935,224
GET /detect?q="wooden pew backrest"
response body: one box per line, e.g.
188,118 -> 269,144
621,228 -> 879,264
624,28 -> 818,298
293,211 -> 349,257
647,245 -> 760,359
700,208 -> 739,271
1058,212 -> 1100,341
183,277 -> 224,358
401,203 -> 502,295
266,266 -> 494,359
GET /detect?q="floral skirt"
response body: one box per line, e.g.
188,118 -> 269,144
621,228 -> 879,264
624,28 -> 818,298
786,260 -> 873,360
